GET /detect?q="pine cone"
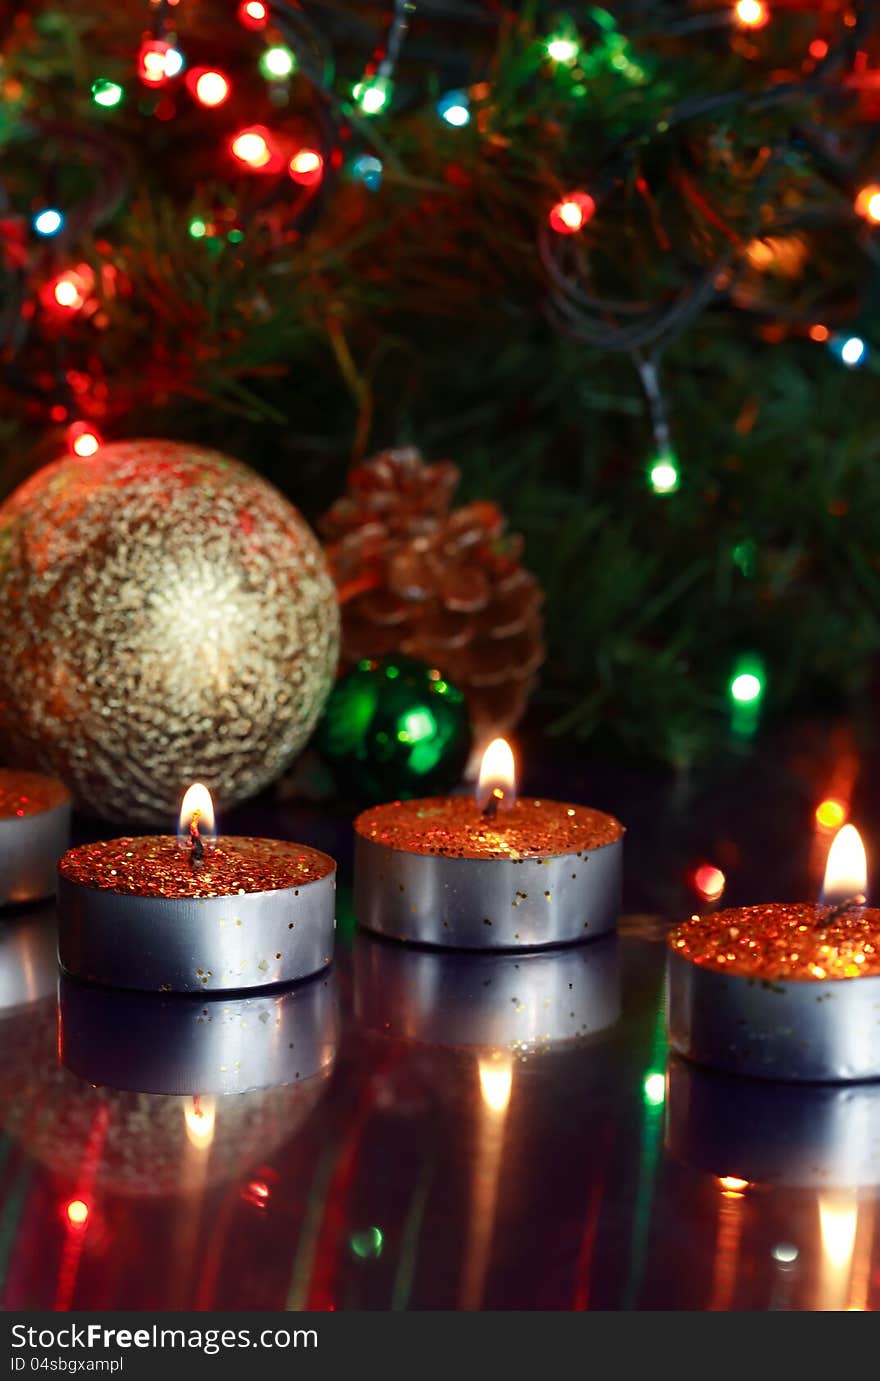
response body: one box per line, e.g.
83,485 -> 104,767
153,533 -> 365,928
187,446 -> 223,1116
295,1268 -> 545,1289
320,448 -> 544,743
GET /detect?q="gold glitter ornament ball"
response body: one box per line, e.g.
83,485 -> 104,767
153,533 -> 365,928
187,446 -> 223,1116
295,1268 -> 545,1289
0,440 -> 339,822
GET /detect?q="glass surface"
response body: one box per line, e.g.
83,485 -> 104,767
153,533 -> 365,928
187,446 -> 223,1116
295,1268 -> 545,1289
0,722 -> 877,1311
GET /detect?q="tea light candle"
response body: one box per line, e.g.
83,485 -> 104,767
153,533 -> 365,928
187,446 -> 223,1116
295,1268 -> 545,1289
667,825 -> 880,1081
58,784 -> 335,993
0,769 -> 71,906
354,739 -> 624,949
354,931 -> 620,1049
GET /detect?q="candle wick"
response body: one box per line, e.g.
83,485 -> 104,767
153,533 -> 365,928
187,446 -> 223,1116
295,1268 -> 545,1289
815,893 -> 865,927
482,788 -> 504,820
189,811 -> 204,869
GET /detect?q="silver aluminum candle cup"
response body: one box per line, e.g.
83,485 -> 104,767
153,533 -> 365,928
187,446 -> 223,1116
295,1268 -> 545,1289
666,1056 -> 880,1188
59,970 -> 338,1095
354,931 -> 621,1048
0,772 -> 71,907
666,902 -> 880,1082
354,800 -> 623,950
58,837 -> 336,993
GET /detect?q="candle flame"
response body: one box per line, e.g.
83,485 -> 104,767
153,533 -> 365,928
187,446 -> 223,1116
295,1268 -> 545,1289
183,1095 -> 216,1151
177,782 -> 217,847
476,738 -> 516,814
478,1055 -> 513,1116
821,824 -> 867,905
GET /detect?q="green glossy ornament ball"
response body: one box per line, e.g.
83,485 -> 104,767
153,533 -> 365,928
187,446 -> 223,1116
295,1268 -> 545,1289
316,655 -> 471,803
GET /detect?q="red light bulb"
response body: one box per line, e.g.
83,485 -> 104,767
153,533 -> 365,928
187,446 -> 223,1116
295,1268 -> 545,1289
238,0 -> 268,29
66,422 -> 101,457
288,148 -> 324,186
54,278 -> 83,309
64,1198 -> 90,1229
190,69 -> 231,108
139,39 -> 170,87
548,192 -> 595,235
231,127 -> 273,168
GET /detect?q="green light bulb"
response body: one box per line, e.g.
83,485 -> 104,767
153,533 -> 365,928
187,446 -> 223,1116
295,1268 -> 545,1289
648,452 -> 680,494
353,76 -> 390,116
91,78 -> 124,108
260,45 -> 295,80
643,1072 -> 665,1107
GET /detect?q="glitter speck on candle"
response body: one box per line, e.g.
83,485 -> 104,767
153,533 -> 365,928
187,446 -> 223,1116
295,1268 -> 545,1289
59,836 -> 332,898
0,770 -> 70,818
669,903 -> 880,980
354,797 -> 623,860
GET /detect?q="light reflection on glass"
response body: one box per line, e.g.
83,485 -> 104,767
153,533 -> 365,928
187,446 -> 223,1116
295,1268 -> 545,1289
183,1095 -> 216,1151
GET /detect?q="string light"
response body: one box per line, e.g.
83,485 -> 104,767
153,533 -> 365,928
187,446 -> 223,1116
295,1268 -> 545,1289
549,191 -> 595,234
546,36 -> 579,64
238,0 -> 268,29
353,77 -> 391,116
190,69 -> 231,108
694,864 -> 726,902
729,659 -> 764,705
52,275 -> 85,310
33,209 -> 64,237
734,0 -> 769,28
231,127 -> 273,168
833,335 -> 867,367
816,798 -> 847,831
642,1072 -> 665,1107
163,47 -> 185,79
66,422 -> 101,457
437,90 -> 470,126
352,154 -> 383,190
91,78 -> 124,108
648,452 -> 680,494
139,40 -> 184,87
855,185 -> 880,223
64,1198 -> 90,1230
188,217 -> 208,238
260,45 -> 295,80
288,148 -> 323,186
809,39 -> 829,60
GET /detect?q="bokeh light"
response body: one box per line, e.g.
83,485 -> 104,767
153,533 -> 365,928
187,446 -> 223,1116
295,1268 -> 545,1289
34,209 -> 64,236
288,148 -> 323,186
549,192 -> 595,234
437,90 -> 470,126
642,1072 -> 665,1107
67,422 -> 101,457
64,1198 -> 90,1229
91,78 -> 124,108
260,46 -> 295,80
194,70 -> 230,107
816,798 -> 847,831
735,0 -> 768,27
694,864 -> 726,902
547,37 -> 579,63
231,128 -> 272,168
649,454 -> 680,494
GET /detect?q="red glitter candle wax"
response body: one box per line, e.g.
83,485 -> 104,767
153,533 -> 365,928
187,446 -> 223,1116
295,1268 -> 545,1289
667,825 -> 880,1082
0,769 -> 71,906
353,739 -> 624,949
57,784 -> 336,993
